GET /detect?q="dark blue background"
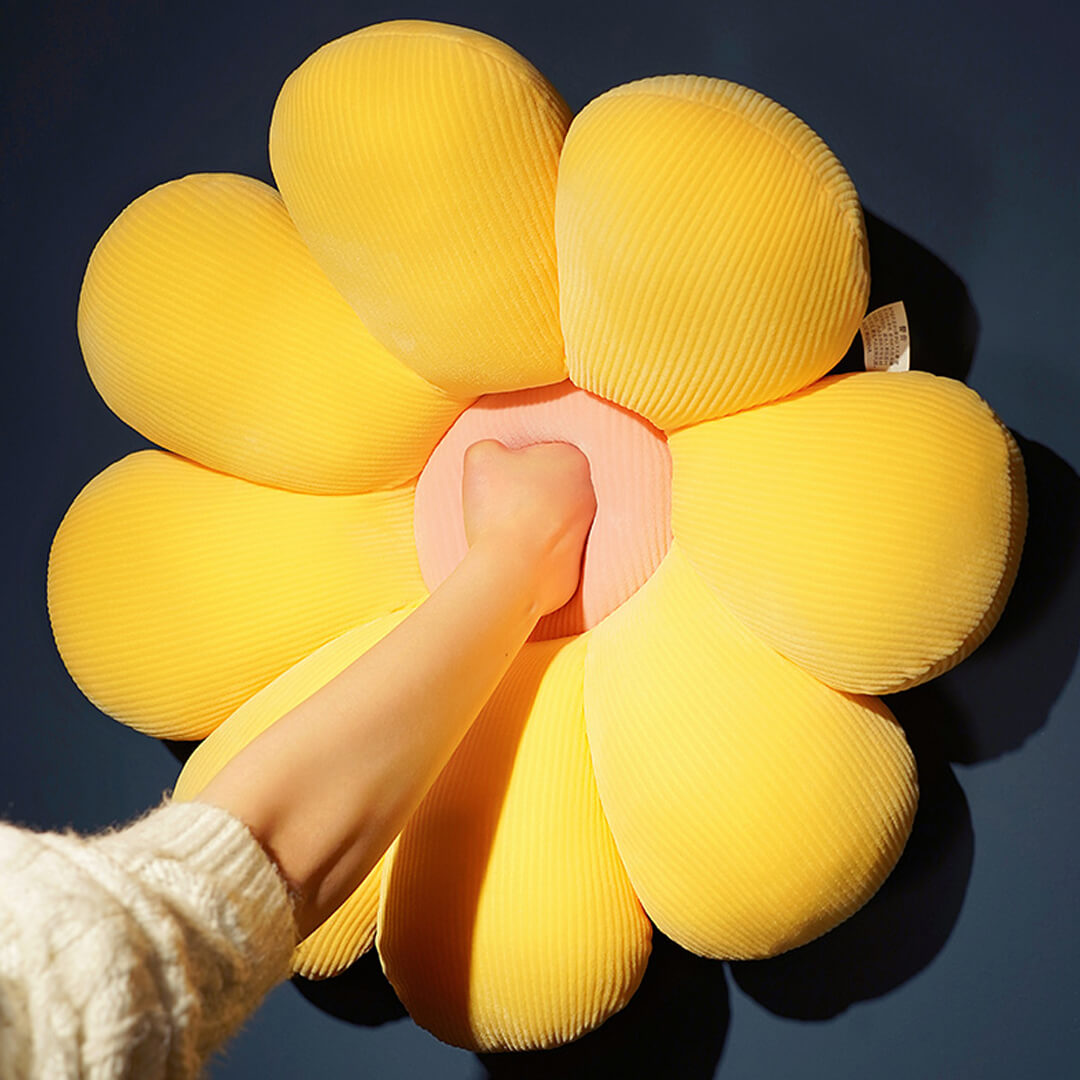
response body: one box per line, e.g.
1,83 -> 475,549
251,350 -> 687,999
3,2 -> 1078,1076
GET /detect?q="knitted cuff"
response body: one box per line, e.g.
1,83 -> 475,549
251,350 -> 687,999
90,798 -> 299,1071
97,798 -> 298,992
0,800 -> 300,1079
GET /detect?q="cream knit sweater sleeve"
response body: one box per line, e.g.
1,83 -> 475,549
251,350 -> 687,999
0,799 -> 298,1078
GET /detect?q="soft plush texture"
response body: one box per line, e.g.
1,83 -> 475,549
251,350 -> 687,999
48,19 -> 1026,1053
0,801 -> 295,1078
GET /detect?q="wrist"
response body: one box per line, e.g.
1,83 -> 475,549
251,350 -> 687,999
463,532 -> 552,626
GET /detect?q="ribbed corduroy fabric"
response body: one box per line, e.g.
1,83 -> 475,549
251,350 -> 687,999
669,371 -> 1027,693
173,606 -> 420,977
47,451 -> 427,739
78,173 -> 465,494
378,636 -> 651,1051
584,544 -> 917,959
270,20 -> 570,396
556,76 -> 869,431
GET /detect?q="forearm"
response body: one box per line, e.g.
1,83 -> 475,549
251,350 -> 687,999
195,534 -> 548,937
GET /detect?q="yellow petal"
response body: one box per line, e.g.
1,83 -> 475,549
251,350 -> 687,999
78,173 -> 464,494
47,451 -> 426,739
270,20 -> 569,396
377,635 -> 651,1051
174,606 -> 419,977
556,77 -> 868,430
670,372 -> 1027,694
585,543 -> 917,959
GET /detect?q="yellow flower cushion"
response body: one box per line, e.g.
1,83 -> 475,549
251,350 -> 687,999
47,19 -> 1026,1053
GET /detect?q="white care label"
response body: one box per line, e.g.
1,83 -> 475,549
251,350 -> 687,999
860,300 -> 911,372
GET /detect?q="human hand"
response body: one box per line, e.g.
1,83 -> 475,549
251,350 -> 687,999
462,440 -> 596,618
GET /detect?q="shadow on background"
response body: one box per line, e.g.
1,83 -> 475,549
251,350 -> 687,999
478,931 -> 729,1080
162,738 -> 199,766
833,212 -> 1080,765
291,948 -> 407,1027
730,431 -> 1080,1017
928,434 -> 1080,764
833,210 -> 978,382
730,701 -> 973,1018
735,219 -> 1080,1020
285,930 -> 731,1080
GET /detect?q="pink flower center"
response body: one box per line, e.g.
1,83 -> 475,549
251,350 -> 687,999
414,382 -> 673,640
